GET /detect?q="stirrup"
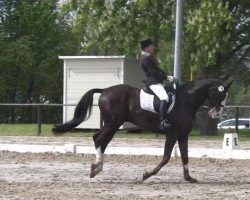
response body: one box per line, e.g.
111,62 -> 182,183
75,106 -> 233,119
160,119 -> 172,130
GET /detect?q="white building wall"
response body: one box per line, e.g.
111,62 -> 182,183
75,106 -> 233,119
60,56 -> 143,130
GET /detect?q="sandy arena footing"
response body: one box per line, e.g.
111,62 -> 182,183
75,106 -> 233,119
0,136 -> 249,200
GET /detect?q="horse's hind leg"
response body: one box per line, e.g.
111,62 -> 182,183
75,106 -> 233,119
90,147 -> 103,178
90,123 -> 121,178
178,136 -> 198,183
143,136 -> 177,180
90,130 -> 103,178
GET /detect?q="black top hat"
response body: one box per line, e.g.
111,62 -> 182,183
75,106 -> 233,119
140,38 -> 153,50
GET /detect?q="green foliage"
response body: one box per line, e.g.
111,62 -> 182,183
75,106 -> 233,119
63,0 -> 176,72
225,83 -> 250,118
64,0 -> 250,85
0,0 -> 79,123
184,1 -> 235,68
183,0 -> 250,82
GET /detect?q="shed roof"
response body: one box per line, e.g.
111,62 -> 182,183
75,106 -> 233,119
59,56 -> 126,60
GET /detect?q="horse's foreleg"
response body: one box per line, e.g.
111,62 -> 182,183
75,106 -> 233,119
143,137 -> 177,181
142,155 -> 170,180
178,136 -> 198,183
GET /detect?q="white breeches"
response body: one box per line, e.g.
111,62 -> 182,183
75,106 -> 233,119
149,83 -> 169,102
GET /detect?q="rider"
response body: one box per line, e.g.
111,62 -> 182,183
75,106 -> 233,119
140,38 -> 174,130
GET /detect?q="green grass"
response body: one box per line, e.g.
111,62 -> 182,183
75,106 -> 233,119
0,124 -> 95,137
0,124 -> 249,141
0,124 -> 52,136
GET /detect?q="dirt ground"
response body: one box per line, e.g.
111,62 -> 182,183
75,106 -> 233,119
0,136 -> 250,200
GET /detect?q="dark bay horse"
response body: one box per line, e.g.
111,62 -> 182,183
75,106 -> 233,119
53,78 -> 232,183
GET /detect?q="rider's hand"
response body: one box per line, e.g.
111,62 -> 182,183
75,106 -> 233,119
167,75 -> 174,82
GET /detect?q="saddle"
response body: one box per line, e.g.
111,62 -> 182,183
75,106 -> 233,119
140,85 -> 176,114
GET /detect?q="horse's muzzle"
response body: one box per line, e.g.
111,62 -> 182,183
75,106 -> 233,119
208,107 -> 221,119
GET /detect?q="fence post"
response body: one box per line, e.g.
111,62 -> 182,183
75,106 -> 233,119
235,107 -> 239,134
37,105 -> 41,135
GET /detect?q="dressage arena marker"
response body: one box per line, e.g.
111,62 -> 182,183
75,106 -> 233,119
222,132 -> 240,150
0,143 -> 249,159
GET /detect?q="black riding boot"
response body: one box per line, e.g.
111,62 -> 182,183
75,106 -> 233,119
159,100 -> 171,130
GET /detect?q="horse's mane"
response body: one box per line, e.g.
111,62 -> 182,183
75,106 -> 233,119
178,78 -> 224,91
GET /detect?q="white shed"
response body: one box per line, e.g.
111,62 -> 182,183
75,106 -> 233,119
59,56 -> 145,130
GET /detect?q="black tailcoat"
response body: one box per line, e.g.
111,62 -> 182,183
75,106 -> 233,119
140,54 -> 167,86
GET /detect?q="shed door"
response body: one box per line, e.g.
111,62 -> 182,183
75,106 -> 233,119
65,59 -> 123,129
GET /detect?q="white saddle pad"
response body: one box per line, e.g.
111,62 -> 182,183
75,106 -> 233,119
140,90 -> 175,114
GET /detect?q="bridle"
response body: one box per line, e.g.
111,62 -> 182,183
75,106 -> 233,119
200,104 -> 222,112
200,84 -> 228,118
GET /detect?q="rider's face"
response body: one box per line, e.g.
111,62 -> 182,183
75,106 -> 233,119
145,44 -> 154,54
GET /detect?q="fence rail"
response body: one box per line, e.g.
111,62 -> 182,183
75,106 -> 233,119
0,103 -> 249,135
0,103 -> 96,135
224,105 -> 250,108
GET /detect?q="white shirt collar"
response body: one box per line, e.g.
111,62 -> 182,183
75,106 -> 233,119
141,51 -> 150,56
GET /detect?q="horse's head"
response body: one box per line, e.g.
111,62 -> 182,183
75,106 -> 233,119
207,80 -> 232,118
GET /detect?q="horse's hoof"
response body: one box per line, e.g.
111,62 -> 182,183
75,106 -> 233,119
142,172 -> 149,181
185,176 -> 198,183
90,163 -> 96,178
90,172 -> 96,178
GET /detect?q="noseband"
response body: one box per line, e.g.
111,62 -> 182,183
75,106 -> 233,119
201,104 -> 224,112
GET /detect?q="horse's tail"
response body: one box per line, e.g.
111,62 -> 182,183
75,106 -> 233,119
52,89 -> 103,134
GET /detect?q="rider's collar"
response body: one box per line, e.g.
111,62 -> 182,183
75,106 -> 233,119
141,51 -> 151,56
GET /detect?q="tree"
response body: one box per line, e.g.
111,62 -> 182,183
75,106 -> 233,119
183,0 -> 250,81
62,0 -> 176,72
64,0 -> 250,84
0,0 -> 80,123
183,0 -> 250,134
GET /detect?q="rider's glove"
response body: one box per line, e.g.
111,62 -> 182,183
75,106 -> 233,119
167,75 -> 174,82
